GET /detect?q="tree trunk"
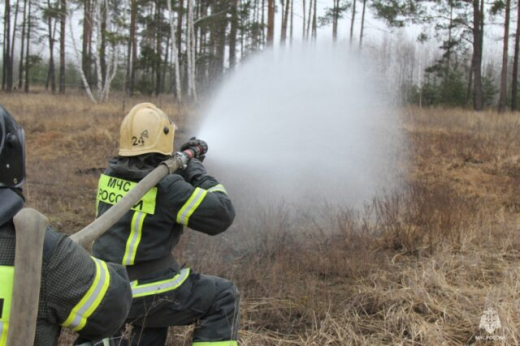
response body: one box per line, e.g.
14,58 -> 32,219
7,0 -> 14,92
252,0 -> 259,49
167,0 -> 181,102
46,0 -> 57,93
67,0 -> 97,103
243,0 -> 249,51
11,0 -> 19,88
186,0 -> 197,100
2,8 -> 6,90
350,0 -> 357,44
92,0 -> 116,103
230,0 -> 239,67
280,0 -> 285,42
215,1 -> 227,78
306,0 -> 313,39
82,0 -> 92,86
511,0 -> 520,111
312,0 -> 317,40
442,1 -> 454,104
359,0 -> 367,49
267,0 -> 275,46
100,0 -> 107,85
155,1 -> 162,96
191,0 -> 197,100
289,0 -> 294,44
332,0 -> 339,42
94,0 -> 103,97
466,62 -> 473,107
59,0 -> 66,94
446,3 -> 453,75
302,0 -> 306,40
163,32 -> 169,93
177,0 -> 184,69
125,0 -> 133,94
4,0 -> 13,92
280,0 -> 290,45
195,0 -> 200,58
130,0 -> 138,96
498,0 -> 511,113
24,0 -> 31,93
19,0 -> 28,90
472,0 -> 483,110
199,1 -> 208,87
261,0 -> 265,45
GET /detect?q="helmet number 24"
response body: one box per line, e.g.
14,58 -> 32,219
132,130 -> 148,147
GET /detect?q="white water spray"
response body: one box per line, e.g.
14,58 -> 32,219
197,45 -> 404,208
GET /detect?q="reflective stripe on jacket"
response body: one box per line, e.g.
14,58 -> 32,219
0,266 -> 14,346
61,258 -> 111,331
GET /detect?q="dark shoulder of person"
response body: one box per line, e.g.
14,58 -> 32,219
43,226 -> 64,263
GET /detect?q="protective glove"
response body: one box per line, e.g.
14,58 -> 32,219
180,137 -> 208,162
182,159 -> 207,184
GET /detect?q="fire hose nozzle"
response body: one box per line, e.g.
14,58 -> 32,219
181,138 -> 208,160
170,138 -> 209,171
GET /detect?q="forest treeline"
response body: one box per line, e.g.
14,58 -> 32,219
0,0 -> 517,110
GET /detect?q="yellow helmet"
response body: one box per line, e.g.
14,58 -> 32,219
119,103 -> 175,157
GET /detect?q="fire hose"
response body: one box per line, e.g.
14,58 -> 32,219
8,209 -> 48,346
70,141 -> 208,248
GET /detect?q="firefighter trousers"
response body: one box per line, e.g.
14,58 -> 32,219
110,271 -> 240,346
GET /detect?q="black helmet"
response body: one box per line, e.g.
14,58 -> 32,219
0,105 -> 26,188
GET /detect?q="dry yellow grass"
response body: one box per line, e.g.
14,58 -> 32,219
1,93 -> 519,345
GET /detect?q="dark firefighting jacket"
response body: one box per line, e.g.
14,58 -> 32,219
91,157 -> 235,295
0,188 -> 132,345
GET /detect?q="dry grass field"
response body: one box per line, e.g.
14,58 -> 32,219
1,93 -> 520,345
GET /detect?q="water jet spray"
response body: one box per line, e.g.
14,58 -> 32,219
197,45 -> 404,209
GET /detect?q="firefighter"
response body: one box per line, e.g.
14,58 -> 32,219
0,105 -> 133,345
92,103 -> 239,346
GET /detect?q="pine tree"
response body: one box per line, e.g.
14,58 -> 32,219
3,0 -> 13,92
44,0 -> 58,93
359,0 -> 367,48
267,0 -> 274,46
512,0 -> 520,110
496,0 -> 511,112
59,0 -> 66,94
